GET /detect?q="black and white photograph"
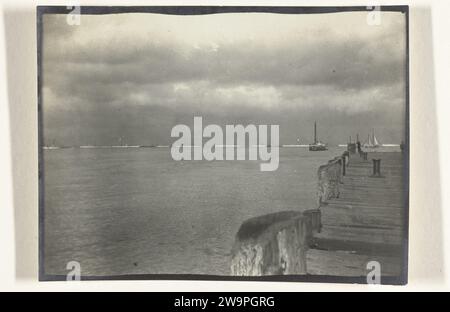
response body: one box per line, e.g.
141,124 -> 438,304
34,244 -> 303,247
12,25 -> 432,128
37,6 -> 409,284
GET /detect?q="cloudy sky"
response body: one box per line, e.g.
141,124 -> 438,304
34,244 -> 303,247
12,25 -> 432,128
42,11 -> 407,146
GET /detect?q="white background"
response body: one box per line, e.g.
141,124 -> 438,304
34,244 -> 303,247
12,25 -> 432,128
0,0 -> 449,291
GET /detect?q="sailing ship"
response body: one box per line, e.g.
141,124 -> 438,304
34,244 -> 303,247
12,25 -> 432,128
363,129 -> 381,148
309,121 -> 328,151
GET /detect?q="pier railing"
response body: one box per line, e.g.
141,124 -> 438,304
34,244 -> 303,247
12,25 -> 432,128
230,151 -> 349,276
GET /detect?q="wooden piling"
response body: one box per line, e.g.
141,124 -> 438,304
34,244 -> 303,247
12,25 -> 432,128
341,155 -> 346,176
372,159 -> 381,177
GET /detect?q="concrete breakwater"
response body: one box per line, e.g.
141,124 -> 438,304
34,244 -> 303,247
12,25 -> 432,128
230,210 -> 321,276
317,153 -> 347,206
230,152 -> 348,276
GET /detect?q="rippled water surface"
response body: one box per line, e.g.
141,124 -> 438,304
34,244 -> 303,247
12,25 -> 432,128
43,147 -> 346,276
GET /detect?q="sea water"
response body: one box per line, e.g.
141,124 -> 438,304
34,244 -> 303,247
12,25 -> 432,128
43,146 -> 349,276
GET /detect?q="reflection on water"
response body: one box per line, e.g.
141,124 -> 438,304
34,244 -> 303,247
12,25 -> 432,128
43,146 -> 351,276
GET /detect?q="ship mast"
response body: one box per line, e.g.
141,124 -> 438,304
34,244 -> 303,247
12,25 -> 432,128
314,121 -> 317,144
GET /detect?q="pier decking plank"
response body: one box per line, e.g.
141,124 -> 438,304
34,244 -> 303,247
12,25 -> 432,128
307,152 -> 406,278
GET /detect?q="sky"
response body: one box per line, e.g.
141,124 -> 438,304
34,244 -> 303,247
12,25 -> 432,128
42,11 -> 407,146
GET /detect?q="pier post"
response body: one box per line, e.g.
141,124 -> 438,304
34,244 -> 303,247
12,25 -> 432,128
377,159 -> 381,176
372,159 -> 381,177
363,152 -> 368,161
341,155 -> 346,176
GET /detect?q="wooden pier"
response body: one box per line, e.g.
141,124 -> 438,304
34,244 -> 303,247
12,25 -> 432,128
307,152 -> 406,277
230,150 -> 407,283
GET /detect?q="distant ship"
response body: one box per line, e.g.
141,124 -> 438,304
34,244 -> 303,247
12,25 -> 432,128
43,139 -> 60,150
363,129 -> 381,148
309,121 -> 328,151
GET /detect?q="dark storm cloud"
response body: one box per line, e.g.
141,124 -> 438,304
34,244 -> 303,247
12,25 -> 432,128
41,12 -> 407,146
44,27 -> 404,91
